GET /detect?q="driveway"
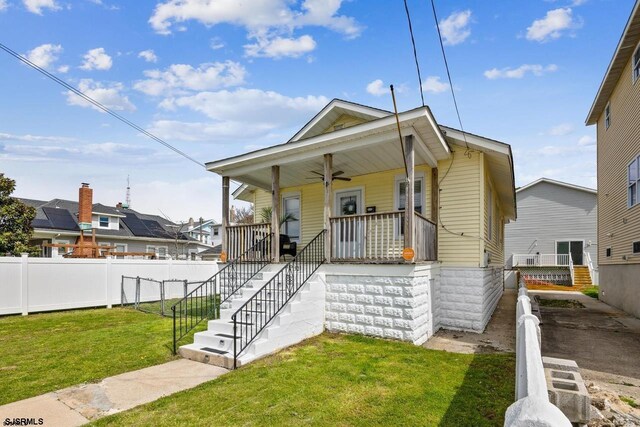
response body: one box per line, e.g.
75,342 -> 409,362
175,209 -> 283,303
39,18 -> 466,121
533,290 -> 640,417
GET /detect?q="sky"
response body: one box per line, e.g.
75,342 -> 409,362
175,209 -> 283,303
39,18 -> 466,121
0,0 -> 634,222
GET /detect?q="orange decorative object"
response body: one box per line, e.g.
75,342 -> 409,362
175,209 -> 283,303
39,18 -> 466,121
402,248 -> 415,261
220,251 -> 227,262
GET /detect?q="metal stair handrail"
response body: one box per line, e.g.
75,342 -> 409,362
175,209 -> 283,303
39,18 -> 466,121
171,233 -> 272,354
231,230 -> 326,368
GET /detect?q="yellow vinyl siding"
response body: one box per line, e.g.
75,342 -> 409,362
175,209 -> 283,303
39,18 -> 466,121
437,148 -> 482,266
482,154 -> 505,265
249,166 -> 432,248
597,44 -> 640,266
320,114 -> 368,135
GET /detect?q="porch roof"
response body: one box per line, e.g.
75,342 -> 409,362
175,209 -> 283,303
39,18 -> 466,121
206,106 -> 451,190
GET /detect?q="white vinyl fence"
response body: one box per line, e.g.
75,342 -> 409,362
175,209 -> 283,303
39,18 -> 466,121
0,255 -> 219,316
504,282 -> 571,426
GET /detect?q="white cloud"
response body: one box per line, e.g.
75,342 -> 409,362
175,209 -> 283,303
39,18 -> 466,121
484,64 -> 558,79
526,8 -> 580,42
24,43 -> 62,69
578,135 -> 595,146
149,0 -> 362,37
421,76 -> 449,94
439,10 -> 472,46
148,120 -> 278,142
138,49 -> 158,63
86,0 -> 119,10
549,123 -> 574,136
66,79 -> 136,112
80,47 -> 113,71
366,79 -> 387,96
0,132 -> 75,143
22,0 -> 59,14
134,61 -> 246,96
58,65 -> 70,73
244,34 -> 316,58
0,0 -> 8,12
210,37 -> 225,50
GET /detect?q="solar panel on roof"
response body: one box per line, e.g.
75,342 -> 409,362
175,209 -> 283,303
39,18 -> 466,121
121,213 -> 156,237
141,219 -> 174,239
42,207 -> 79,230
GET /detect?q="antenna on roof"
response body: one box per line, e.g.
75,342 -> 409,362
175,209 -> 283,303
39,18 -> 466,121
124,175 -> 131,208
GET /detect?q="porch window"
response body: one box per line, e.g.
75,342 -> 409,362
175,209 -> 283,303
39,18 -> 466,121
633,43 -> 640,83
605,103 -> 611,130
282,194 -> 300,243
629,156 -> 639,207
395,176 -> 424,236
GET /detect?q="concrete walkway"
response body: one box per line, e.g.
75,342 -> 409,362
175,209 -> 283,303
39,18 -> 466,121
533,290 -> 640,420
0,359 -> 227,426
423,289 -> 516,354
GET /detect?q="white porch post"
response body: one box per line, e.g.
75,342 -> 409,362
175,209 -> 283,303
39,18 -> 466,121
324,153 -> 332,263
221,176 -> 229,259
404,135 -> 415,260
271,165 -> 280,262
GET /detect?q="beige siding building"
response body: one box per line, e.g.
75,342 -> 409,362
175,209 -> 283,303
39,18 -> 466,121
586,0 -> 640,317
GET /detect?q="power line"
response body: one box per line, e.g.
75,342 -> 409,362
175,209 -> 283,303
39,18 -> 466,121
403,0 -> 425,107
0,41 -> 205,168
428,0 -> 470,153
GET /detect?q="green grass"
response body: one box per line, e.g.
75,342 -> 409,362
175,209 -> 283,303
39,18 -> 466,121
582,286 -> 600,299
538,298 -> 585,309
93,334 -> 515,427
621,395 -> 640,409
0,307 -> 205,405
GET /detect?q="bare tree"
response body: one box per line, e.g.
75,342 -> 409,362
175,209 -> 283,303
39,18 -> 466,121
233,206 -> 254,224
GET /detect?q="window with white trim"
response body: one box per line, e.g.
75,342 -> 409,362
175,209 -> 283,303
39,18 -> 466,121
605,102 -> 611,129
282,194 -> 300,242
395,175 -> 424,236
633,43 -> 640,83
99,216 -> 109,228
629,155 -> 640,207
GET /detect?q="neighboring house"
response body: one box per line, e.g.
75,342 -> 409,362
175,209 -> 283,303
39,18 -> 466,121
20,183 -> 210,259
185,218 -> 222,248
504,178 -> 598,287
586,0 -> 640,317
181,99 -> 516,366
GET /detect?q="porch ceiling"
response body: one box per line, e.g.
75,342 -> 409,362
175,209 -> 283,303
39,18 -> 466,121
207,107 -> 451,191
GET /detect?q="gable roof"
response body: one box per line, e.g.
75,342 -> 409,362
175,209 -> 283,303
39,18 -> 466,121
516,178 -> 597,195
288,99 -> 392,142
586,0 -> 640,125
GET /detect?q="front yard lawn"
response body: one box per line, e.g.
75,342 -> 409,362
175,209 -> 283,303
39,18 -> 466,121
0,307 -> 203,405
94,333 -> 515,426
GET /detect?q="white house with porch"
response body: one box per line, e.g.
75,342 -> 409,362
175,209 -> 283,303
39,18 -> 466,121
173,99 -> 516,368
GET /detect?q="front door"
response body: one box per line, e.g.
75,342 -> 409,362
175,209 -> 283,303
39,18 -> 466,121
557,241 -> 584,265
334,189 -> 363,258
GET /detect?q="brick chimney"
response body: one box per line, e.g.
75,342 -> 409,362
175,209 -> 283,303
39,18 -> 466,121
78,183 -> 93,230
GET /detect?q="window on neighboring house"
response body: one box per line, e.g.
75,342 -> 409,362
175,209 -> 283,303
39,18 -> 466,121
488,186 -> 493,241
629,156 -> 640,207
605,103 -> 611,129
213,228 -> 219,236
606,247 -> 612,257
633,43 -> 640,83
282,194 -> 301,242
99,216 -> 109,228
633,241 -> 640,254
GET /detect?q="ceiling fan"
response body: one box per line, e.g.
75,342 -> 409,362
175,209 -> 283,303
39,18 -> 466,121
306,170 -> 352,182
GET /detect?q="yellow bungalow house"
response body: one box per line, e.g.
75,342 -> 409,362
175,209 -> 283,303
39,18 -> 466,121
177,99 -> 516,368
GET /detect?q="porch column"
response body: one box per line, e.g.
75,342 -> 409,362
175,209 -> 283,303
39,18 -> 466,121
431,168 -> 439,259
271,165 -> 280,262
221,176 -> 229,260
404,135 -> 415,259
324,153 -> 332,263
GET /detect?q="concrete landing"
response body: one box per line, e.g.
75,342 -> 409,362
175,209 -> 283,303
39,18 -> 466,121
0,359 -> 227,426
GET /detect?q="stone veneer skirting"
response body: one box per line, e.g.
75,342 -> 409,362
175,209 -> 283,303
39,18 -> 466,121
322,264 -> 440,345
439,266 -> 503,332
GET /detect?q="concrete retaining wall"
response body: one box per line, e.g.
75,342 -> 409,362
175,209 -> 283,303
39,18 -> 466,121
439,266 -> 504,332
323,264 -> 440,345
600,264 -> 640,318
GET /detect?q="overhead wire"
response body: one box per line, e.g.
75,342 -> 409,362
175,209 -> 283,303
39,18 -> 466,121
403,0 -> 425,107
0,41 -> 205,168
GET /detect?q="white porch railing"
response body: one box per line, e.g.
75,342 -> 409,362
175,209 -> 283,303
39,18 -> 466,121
504,281 -> 571,426
512,253 -> 570,267
226,223 -> 271,260
329,211 -> 436,262
584,251 -> 595,285
569,254 -> 574,284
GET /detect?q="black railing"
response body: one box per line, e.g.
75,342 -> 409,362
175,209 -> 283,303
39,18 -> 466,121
171,233 -> 272,354
232,230 -> 326,368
